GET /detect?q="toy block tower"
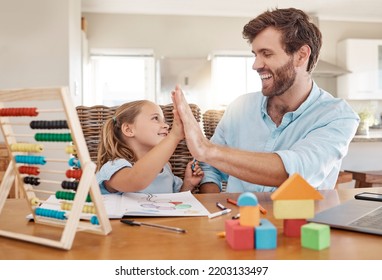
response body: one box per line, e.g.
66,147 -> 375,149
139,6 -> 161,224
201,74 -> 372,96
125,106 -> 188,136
271,173 -> 323,237
225,192 -> 277,250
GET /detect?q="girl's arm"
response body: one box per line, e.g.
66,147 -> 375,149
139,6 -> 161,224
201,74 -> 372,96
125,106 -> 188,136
104,108 -> 185,193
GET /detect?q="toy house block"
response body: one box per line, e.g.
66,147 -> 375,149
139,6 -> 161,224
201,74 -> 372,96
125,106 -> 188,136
237,192 -> 260,227
270,173 -> 323,201
271,173 -> 323,220
301,222 -> 330,250
273,200 -> 314,219
283,219 -> 307,237
225,219 -> 254,250
255,219 -> 277,250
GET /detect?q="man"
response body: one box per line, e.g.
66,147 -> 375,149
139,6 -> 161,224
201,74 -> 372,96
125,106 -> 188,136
171,8 -> 359,193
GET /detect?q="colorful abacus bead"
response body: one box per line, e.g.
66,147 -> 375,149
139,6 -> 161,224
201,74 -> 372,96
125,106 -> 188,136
66,169 -> 82,179
35,208 -> 66,220
61,180 -> 79,191
90,216 -> 99,225
68,158 -> 81,168
34,133 -> 72,142
23,176 -> 40,186
15,155 -> 46,165
29,120 -> 68,129
55,191 -> 76,201
0,107 -> 38,116
10,143 -> 43,153
18,166 -> 40,175
65,145 -> 76,154
30,197 -> 41,206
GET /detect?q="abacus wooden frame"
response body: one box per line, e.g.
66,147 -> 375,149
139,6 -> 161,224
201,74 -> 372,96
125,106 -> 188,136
0,87 -> 112,250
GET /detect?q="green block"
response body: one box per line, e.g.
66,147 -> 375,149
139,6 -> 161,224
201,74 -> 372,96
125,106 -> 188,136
301,223 -> 330,250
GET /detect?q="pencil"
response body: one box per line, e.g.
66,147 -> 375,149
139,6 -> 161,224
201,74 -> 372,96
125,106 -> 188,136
121,219 -> 187,233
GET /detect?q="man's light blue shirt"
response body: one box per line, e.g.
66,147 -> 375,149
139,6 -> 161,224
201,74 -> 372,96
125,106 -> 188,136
200,82 -> 359,192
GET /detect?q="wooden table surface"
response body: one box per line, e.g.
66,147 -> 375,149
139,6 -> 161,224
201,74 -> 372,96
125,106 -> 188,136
1,187 -> 382,260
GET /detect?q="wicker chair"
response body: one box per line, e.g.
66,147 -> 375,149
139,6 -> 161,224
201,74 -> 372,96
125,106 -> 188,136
76,103 -> 201,180
76,105 -> 117,162
202,109 -> 225,139
202,109 -> 226,191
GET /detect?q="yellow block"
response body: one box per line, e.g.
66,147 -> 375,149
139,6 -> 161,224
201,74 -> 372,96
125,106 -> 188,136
273,200 -> 314,219
239,206 -> 260,227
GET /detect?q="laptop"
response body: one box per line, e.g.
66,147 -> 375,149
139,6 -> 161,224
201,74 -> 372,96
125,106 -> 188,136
308,198 -> 382,235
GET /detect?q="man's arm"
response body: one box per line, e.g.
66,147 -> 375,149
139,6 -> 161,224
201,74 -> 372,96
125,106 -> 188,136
171,86 -> 288,188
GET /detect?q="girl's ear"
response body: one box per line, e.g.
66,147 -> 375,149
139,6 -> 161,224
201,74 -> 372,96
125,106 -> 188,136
121,123 -> 134,137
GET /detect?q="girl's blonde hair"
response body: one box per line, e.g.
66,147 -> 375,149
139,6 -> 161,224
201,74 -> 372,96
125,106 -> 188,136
96,100 -> 152,171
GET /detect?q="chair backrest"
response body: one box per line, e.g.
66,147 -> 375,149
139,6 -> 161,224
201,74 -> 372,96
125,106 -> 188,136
202,109 -> 226,191
76,103 -> 201,180
76,105 -> 118,162
202,109 -> 225,139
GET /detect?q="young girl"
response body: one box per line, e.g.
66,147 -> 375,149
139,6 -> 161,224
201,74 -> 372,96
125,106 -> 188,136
96,100 -> 203,194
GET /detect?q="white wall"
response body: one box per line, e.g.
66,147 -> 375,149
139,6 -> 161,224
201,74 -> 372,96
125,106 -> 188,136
0,0 -> 82,143
0,0 -> 82,105
83,13 -> 250,59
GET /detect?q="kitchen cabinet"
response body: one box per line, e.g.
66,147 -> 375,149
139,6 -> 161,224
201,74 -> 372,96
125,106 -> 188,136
337,39 -> 382,100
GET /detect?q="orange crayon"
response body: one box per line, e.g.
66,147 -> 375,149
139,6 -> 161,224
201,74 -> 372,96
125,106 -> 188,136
227,198 -> 267,215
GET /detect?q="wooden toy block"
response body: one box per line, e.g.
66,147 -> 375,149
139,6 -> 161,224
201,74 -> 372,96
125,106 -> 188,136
237,192 -> 258,206
283,219 -> 307,237
225,219 -> 254,250
271,173 -> 323,201
273,199 -> 314,219
255,219 -> 277,250
239,206 -> 260,227
301,222 -> 330,250
0,87 -> 112,250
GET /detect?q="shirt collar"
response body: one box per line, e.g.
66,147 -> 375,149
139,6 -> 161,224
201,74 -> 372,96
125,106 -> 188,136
261,81 -> 321,122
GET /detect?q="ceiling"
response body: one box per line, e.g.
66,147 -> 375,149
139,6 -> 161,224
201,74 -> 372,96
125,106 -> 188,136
81,0 -> 382,22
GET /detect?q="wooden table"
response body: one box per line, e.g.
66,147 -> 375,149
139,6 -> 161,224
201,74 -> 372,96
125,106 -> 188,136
1,188 -> 382,260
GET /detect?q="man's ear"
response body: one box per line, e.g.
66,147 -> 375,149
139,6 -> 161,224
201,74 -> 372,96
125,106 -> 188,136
295,44 -> 311,67
121,123 -> 134,137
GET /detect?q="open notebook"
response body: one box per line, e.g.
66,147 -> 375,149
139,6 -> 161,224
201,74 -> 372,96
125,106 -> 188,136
32,191 -> 210,219
308,198 -> 382,235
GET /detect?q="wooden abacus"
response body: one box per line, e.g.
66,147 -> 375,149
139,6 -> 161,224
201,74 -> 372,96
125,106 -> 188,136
0,87 -> 112,250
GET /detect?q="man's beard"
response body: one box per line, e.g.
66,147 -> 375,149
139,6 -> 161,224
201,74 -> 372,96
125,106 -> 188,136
262,57 -> 296,97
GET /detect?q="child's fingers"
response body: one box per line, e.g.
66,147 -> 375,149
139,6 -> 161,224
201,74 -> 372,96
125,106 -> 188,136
193,167 -> 204,176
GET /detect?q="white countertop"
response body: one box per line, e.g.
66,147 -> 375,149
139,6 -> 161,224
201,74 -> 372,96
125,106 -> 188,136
352,128 -> 382,142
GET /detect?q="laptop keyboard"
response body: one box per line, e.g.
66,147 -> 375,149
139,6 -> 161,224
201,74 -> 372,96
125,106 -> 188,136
349,206 -> 382,229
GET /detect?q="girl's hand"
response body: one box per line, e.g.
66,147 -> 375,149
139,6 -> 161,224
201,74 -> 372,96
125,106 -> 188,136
169,88 -> 185,141
170,107 -> 185,141
181,160 -> 204,192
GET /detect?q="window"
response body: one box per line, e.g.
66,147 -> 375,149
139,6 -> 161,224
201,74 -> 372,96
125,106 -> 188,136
209,52 -> 261,109
85,49 -> 155,106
